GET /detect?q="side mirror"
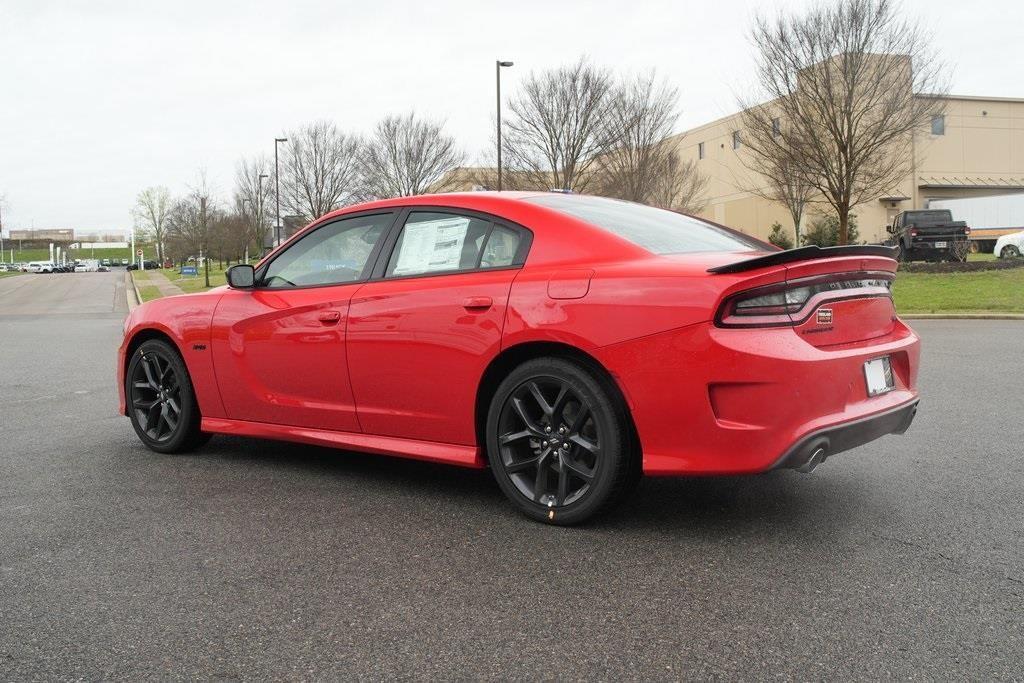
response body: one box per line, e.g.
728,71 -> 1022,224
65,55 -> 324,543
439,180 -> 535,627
227,264 -> 255,289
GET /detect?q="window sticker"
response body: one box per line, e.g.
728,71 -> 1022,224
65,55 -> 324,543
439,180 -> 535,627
393,217 -> 470,275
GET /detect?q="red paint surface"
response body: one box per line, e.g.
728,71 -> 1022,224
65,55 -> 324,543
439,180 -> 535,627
118,192 -> 920,475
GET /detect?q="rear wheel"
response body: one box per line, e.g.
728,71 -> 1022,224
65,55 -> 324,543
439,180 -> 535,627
486,358 -> 638,525
126,339 -> 209,453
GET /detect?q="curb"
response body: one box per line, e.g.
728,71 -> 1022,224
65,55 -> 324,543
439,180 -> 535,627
126,271 -> 141,311
901,313 -> 1024,320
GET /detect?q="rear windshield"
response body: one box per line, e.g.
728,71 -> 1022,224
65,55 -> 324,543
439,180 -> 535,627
524,194 -> 764,255
907,210 -> 952,224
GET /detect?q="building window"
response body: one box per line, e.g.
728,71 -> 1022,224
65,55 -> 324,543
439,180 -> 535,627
732,131 -> 742,150
698,141 -> 705,160
931,114 -> 945,135
772,117 -> 781,137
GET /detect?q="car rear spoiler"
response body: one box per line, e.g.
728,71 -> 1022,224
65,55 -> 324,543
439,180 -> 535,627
707,245 -> 898,274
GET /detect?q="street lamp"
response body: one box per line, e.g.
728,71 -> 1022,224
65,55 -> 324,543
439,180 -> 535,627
241,197 -> 253,264
274,138 -> 288,246
258,173 -> 268,250
496,60 -> 514,191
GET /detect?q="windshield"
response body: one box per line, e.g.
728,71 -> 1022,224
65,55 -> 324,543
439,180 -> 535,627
524,194 -> 765,255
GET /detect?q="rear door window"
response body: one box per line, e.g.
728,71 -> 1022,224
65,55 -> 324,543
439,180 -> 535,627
384,211 -> 526,278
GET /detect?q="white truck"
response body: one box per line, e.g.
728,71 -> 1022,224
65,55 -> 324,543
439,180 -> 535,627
928,193 -> 1024,254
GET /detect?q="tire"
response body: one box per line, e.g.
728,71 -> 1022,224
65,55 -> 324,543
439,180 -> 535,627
1001,245 -> 1021,259
126,339 -> 208,454
485,357 -> 639,525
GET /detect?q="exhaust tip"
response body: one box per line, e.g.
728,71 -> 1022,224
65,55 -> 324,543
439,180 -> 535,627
796,445 -> 828,474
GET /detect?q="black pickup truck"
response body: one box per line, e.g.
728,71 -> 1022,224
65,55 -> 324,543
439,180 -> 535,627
886,209 -> 971,262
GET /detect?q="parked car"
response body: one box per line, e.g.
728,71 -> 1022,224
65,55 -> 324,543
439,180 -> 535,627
119,193 -> 920,524
121,258 -> 130,266
25,261 -> 55,273
126,260 -> 159,271
886,209 -> 970,262
74,263 -> 90,272
993,230 -> 1024,259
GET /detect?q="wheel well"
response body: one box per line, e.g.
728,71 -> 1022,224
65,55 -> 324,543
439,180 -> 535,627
475,341 -> 640,461
124,328 -> 180,379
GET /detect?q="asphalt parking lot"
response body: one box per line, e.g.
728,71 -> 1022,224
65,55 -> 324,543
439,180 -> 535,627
1,272 -> 1021,680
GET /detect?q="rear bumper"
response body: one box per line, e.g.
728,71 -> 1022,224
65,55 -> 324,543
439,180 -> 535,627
771,399 -> 918,472
595,318 -> 921,476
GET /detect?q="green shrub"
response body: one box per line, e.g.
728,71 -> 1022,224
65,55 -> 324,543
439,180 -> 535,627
801,212 -> 860,247
767,222 -> 795,250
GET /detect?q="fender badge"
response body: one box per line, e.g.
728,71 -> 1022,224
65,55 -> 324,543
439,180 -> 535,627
817,308 -> 833,325
192,344 -> 207,351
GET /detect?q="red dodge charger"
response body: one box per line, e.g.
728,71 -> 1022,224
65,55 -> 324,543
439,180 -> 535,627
118,193 -> 920,524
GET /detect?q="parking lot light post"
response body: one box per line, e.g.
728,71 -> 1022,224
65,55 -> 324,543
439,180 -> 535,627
241,197 -> 253,264
496,60 -> 513,191
274,138 -> 287,246
258,173 -> 268,260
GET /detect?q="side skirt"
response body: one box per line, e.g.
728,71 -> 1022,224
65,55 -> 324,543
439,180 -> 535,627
201,417 -> 486,469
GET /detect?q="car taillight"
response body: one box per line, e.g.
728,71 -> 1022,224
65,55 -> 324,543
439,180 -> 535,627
910,228 -> 919,237
716,274 -> 894,328
964,226 -> 971,234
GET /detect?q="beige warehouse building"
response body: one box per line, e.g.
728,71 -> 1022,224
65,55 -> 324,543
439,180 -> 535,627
671,93 -> 1024,243
442,79 -> 1023,244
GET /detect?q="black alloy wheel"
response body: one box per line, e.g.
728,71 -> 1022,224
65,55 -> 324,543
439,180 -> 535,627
487,357 -> 638,525
126,339 -> 208,453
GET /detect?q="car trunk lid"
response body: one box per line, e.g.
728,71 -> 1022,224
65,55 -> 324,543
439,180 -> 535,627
782,254 -> 898,347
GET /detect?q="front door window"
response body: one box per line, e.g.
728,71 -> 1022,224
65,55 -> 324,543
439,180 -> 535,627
262,213 -> 393,288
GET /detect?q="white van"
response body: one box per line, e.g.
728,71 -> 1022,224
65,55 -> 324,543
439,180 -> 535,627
26,261 -> 55,273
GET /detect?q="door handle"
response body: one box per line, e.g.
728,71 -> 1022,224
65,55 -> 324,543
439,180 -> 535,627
462,296 -> 492,310
318,310 -> 342,324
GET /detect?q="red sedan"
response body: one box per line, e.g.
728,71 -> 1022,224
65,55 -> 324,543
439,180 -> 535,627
118,193 -> 920,524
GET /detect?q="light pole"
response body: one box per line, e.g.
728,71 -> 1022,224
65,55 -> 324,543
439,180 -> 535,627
496,60 -> 514,191
241,197 -> 252,264
274,138 -> 287,246
258,173 -> 268,255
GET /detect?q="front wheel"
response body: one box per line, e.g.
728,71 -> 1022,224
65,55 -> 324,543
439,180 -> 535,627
1001,245 -> 1021,259
486,357 -> 638,525
126,339 -> 209,453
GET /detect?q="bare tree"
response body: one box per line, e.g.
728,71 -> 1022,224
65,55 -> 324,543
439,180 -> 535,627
165,173 -> 217,277
740,0 -> 947,244
502,58 -> 615,192
360,113 -> 464,198
594,73 -> 709,212
646,152 -> 709,214
280,121 -> 362,222
132,187 -> 172,262
233,155 -> 274,258
737,124 -> 816,244
165,196 -> 205,264
596,74 -> 677,201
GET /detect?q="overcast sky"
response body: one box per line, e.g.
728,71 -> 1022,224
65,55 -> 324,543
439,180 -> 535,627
1,0 -> 1021,233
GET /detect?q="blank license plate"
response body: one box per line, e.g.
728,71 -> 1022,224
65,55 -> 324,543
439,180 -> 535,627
864,357 -> 895,397
934,241 -> 948,248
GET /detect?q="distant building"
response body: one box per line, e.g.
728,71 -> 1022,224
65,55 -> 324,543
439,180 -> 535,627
10,228 -> 74,242
669,92 -> 1024,243
440,63 -> 1024,245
